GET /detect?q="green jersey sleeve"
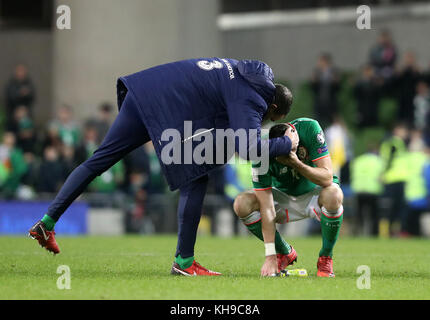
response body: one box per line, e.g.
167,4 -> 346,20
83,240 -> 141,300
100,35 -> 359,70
251,162 -> 272,190
302,120 -> 330,162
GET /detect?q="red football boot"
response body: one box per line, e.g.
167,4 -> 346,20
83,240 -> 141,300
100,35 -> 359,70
28,221 -> 60,254
317,256 -> 335,277
171,260 -> 221,276
277,246 -> 298,272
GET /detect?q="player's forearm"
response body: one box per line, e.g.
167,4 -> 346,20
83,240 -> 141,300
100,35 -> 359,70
268,136 -> 292,158
238,134 -> 292,162
292,161 -> 332,187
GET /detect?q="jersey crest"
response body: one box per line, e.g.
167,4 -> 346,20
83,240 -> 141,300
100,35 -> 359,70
316,132 -> 325,145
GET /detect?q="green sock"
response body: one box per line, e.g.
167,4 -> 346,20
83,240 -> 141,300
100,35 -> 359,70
319,209 -> 343,257
41,214 -> 56,231
175,254 -> 194,269
246,221 -> 291,255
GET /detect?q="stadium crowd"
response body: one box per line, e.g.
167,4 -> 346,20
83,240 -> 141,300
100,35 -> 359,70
1,30 -> 430,237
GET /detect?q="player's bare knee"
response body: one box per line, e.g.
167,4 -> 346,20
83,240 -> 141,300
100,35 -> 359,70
319,185 -> 343,212
233,192 -> 259,218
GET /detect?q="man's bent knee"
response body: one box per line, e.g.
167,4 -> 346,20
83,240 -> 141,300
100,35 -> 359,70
319,185 -> 343,212
233,191 -> 259,218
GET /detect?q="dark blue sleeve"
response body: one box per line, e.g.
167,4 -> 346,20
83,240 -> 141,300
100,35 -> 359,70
226,97 -> 292,161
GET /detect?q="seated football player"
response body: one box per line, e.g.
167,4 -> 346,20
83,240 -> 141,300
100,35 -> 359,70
233,118 -> 343,277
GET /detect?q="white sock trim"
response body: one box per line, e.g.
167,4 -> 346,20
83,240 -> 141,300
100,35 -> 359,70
240,211 -> 261,226
321,205 -> 343,219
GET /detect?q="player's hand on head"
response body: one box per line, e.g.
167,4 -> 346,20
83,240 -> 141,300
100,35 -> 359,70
260,255 -> 278,277
275,155 -> 291,166
275,151 -> 300,167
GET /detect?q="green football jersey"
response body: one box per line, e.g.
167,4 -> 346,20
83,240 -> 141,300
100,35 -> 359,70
252,118 -> 339,196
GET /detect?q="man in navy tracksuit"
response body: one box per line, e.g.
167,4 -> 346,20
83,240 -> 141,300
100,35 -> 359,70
29,58 -> 296,276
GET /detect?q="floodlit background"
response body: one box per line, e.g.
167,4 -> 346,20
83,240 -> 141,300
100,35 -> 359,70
1,0 -> 430,238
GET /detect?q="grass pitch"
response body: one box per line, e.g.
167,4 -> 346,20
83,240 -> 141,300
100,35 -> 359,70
0,235 -> 429,300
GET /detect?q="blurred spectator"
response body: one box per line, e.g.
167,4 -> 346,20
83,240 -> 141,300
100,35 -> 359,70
41,123 -> 63,153
36,146 -> 67,193
125,168 -> 148,233
75,125 -> 124,193
369,29 -> 397,79
413,81 -> 430,131
351,142 -> 384,236
409,129 -> 426,152
124,146 -> 150,233
142,143 -> 165,194
310,53 -> 340,127
324,115 -> 353,180
75,126 -> 99,164
393,51 -> 422,125
21,152 -> 39,191
5,64 -> 35,126
208,166 -> 226,196
224,158 -> 253,202
224,157 -> 253,234
380,123 -> 409,236
353,65 -> 383,128
404,131 -> 429,236
61,145 -> 77,175
7,105 -> 36,153
0,132 -> 28,198
85,102 -> 114,144
49,105 -> 81,147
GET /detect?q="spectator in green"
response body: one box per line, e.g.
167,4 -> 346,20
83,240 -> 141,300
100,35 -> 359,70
380,123 -> 409,236
49,105 -> 81,147
0,132 -> 28,198
351,142 -> 384,236
88,161 -> 124,193
75,126 -> 124,193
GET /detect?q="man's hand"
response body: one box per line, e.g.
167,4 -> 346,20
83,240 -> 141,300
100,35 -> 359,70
276,151 -> 301,168
261,255 -> 278,277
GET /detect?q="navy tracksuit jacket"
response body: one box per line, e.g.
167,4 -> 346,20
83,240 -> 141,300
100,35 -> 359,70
117,57 -> 291,190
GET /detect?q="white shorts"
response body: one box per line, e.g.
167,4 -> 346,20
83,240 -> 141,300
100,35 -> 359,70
272,187 -> 324,224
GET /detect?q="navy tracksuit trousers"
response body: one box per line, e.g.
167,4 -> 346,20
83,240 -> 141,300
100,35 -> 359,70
47,93 -> 207,258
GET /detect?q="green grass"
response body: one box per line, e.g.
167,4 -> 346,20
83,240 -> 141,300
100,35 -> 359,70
0,235 -> 429,300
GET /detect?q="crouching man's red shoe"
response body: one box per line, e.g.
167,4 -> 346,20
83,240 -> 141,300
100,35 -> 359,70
171,260 -> 221,276
277,246 -> 298,272
317,256 -> 335,277
28,221 -> 60,254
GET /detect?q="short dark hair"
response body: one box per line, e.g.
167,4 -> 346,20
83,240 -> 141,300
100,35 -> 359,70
273,84 -> 293,115
269,123 -> 289,139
